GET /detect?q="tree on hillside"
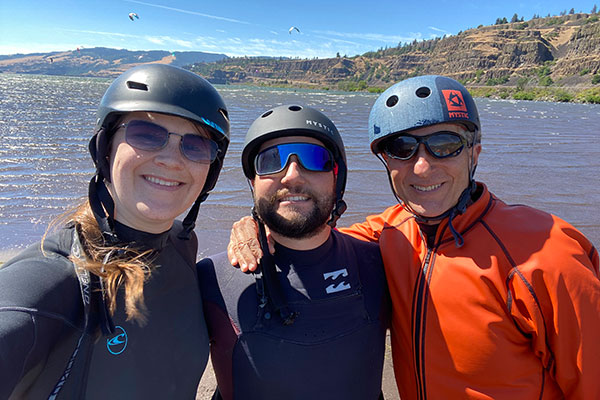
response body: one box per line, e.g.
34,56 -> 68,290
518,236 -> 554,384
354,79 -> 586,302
569,8 -> 575,14
511,13 -> 519,23
592,4 -> 597,13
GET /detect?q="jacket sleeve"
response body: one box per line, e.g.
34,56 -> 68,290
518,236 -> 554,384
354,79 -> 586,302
0,252 -> 82,398
0,304 -> 37,398
339,204 -> 405,243
508,233 -> 600,399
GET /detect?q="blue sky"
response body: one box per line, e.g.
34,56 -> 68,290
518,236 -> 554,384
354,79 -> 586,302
1,0 -> 598,58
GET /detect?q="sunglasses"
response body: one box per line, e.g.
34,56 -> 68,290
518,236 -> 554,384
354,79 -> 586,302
119,120 -> 219,164
255,143 -> 334,176
383,131 -> 468,160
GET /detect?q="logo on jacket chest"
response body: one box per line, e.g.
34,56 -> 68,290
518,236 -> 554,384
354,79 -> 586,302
106,325 -> 128,355
323,268 -> 351,294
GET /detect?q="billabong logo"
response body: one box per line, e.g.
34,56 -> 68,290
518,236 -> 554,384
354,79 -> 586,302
323,268 -> 351,294
107,326 -> 128,355
442,90 -> 468,112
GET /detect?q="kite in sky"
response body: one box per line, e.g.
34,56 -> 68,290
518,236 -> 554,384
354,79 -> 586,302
288,26 -> 300,34
128,13 -> 139,21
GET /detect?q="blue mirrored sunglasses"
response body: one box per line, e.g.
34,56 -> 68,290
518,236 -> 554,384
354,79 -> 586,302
119,120 -> 219,164
254,142 -> 334,176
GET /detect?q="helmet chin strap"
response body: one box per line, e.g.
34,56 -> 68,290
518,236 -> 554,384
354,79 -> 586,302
88,175 -> 119,245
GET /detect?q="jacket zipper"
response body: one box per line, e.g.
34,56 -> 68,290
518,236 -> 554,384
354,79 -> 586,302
413,247 -> 434,400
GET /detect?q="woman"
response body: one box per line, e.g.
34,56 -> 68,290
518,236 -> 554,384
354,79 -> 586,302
0,64 -> 230,399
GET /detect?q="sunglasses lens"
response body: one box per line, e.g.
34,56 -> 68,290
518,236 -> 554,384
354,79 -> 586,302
255,143 -> 333,175
384,136 -> 418,160
125,120 -> 218,163
427,133 -> 464,158
384,132 -> 465,160
125,120 -> 169,151
181,135 -> 219,164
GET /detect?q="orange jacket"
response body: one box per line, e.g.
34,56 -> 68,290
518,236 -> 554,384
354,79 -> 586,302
341,183 -> 600,399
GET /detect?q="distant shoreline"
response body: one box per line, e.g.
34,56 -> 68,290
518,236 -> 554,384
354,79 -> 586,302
227,81 -> 600,104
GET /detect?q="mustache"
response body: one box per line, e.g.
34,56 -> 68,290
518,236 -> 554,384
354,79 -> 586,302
269,187 -> 314,202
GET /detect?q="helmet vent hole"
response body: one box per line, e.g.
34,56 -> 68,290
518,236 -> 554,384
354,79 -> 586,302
288,105 -> 302,112
126,81 -> 148,91
386,95 -> 398,108
415,86 -> 431,98
261,110 -> 273,118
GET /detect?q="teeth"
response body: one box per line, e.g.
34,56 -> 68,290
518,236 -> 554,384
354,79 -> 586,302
413,183 -> 441,192
145,176 -> 181,187
284,196 -> 308,201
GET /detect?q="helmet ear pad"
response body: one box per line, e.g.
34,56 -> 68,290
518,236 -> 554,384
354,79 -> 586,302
89,127 -> 113,183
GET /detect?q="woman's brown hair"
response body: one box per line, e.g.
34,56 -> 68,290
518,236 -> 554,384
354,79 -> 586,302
44,200 -> 154,324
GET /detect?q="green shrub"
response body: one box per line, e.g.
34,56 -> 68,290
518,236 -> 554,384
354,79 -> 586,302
554,90 -> 573,102
592,74 -> 600,84
486,76 -> 509,86
513,91 -> 536,100
580,69 -> 591,76
539,76 -> 553,86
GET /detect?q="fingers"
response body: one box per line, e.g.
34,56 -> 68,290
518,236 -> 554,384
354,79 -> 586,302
265,227 -> 276,255
227,216 -> 262,272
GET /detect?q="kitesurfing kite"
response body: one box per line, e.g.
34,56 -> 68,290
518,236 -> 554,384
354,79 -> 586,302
288,26 -> 300,34
128,12 -> 139,21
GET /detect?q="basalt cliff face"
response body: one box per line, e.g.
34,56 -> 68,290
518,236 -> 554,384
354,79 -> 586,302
2,14 -> 599,88
190,13 -> 600,88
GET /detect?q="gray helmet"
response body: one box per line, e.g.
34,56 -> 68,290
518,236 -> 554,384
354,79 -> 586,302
241,104 -> 347,225
89,64 -> 230,239
369,75 -> 480,154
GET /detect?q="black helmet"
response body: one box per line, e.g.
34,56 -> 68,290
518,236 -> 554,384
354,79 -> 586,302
369,75 -> 480,155
241,104 -> 347,226
88,63 -> 230,239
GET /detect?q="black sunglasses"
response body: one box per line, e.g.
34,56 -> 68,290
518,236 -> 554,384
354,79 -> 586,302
119,120 -> 219,164
383,131 -> 468,160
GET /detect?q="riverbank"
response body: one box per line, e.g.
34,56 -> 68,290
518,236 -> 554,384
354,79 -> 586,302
232,80 -> 600,104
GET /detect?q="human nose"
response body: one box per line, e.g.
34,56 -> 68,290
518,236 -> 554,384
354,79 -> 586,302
154,134 -> 185,168
280,156 -> 305,184
412,144 -> 433,176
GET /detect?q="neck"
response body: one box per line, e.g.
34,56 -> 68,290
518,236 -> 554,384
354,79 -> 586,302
270,224 -> 332,251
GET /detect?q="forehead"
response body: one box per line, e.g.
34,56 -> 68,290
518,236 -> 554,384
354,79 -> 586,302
258,135 -> 325,152
120,111 -> 206,136
405,122 -> 469,137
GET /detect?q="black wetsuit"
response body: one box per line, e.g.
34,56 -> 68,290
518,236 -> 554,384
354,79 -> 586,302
198,230 -> 390,400
0,221 -> 209,399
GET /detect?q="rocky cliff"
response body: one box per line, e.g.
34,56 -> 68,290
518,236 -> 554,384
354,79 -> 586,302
190,13 -> 600,89
1,14 -> 599,90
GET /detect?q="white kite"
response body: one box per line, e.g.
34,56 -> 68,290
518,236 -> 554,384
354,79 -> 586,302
288,26 -> 300,34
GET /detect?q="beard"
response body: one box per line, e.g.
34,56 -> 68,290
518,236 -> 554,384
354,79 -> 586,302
254,185 -> 335,239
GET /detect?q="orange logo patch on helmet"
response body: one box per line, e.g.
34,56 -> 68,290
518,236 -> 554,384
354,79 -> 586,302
442,90 -> 468,112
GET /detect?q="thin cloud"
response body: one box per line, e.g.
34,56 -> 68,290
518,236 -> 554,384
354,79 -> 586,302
61,28 -> 138,39
145,36 -> 194,48
124,0 -> 250,24
428,26 -> 448,33
313,30 -> 414,43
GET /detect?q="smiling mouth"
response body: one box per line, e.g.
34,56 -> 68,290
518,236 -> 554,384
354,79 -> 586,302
280,195 -> 310,202
412,183 -> 442,192
145,175 -> 181,187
